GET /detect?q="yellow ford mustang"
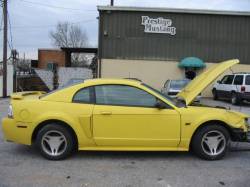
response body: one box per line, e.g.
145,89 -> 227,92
2,59 -> 250,160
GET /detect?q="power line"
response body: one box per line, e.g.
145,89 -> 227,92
19,0 -> 96,12
11,19 -> 97,30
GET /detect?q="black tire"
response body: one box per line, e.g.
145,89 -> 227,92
231,92 -> 241,105
191,125 -> 230,160
212,89 -> 218,100
36,124 -> 75,160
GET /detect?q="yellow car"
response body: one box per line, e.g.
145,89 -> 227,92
2,59 -> 250,160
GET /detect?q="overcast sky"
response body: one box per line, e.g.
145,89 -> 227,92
1,0 -> 250,60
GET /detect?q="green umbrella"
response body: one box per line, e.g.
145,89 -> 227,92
178,57 -> 206,68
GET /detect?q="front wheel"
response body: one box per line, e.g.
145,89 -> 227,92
36,124 -> 75,160
191,125 -> 229,160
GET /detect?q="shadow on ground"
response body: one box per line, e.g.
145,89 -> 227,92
6,142 -> 250,161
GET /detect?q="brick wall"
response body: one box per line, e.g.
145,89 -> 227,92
38,49 -> 66,69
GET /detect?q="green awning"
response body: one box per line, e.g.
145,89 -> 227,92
178,57 -> 206,68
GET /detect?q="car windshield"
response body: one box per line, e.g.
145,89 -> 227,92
141,83 -> 177,105
170,80 -> 190,90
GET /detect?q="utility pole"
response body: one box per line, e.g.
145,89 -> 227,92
2,0 -> 8,97
111,0 -> 114,6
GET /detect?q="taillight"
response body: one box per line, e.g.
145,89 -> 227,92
241,86 -> 245,92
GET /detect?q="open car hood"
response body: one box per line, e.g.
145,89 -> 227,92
177,59 -> 239,105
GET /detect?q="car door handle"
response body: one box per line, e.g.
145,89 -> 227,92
100,111 -> 112,115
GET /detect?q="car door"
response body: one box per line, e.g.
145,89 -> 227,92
245,75 -> 250,93
216,75 -> 227,97
233,75 -> 244,93
217,75 -> 234,98
92,84 -> 181,147
223,75 -> 235,97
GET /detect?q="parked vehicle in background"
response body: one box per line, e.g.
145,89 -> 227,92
212,73 -> 250,105
161,79 -> 201,101
161,79 -> 190,97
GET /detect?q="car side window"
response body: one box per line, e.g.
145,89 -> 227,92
233,75 -> 243,85
220,75 -> 228,84
221,75 -> 234,84
73,87 -> 91,103
95,85 -> 158,107
245,75 -> 250,85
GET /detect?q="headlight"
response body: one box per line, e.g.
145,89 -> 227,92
8,105 -> 13,118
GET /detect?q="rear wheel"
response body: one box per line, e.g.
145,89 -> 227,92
191,125 -> 229,160
231,92 -> 241,105
36,124 -> 75,160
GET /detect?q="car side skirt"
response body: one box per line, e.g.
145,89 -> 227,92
78,147 -> 188,151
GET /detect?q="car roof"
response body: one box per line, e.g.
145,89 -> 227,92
232,72 -> 250,75
83,78 -> 142,86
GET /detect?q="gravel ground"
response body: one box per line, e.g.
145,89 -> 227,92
0,98 -> 250,187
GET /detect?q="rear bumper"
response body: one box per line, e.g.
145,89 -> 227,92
1,118 -> 32,145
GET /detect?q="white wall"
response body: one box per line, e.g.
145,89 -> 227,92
34,67 -> 93,91
101,59 -> 250,97
58,67 -> 92,88
0,65 -> 13,97
34,69 -> 54,91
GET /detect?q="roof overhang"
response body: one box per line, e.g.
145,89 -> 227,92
97,6 -> 250,16
61,47 -> 98,53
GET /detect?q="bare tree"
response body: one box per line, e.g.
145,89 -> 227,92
49,22 -> 89,67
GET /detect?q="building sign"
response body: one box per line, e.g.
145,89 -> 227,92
141,16 -> 176,35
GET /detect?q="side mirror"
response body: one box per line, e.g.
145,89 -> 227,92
217,80 -> 221,84
155,99 -> 166,109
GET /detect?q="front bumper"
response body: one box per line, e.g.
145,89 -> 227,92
231,128 -> 250,142
2,117 -> 32,145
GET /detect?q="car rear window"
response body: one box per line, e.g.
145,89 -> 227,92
233,75 -> 244,85
73,87 -> 91,103
245,75 -> 250,85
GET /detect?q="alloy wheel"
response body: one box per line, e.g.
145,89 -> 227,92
41,130 -> 67,157
201,130 -> 226,156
